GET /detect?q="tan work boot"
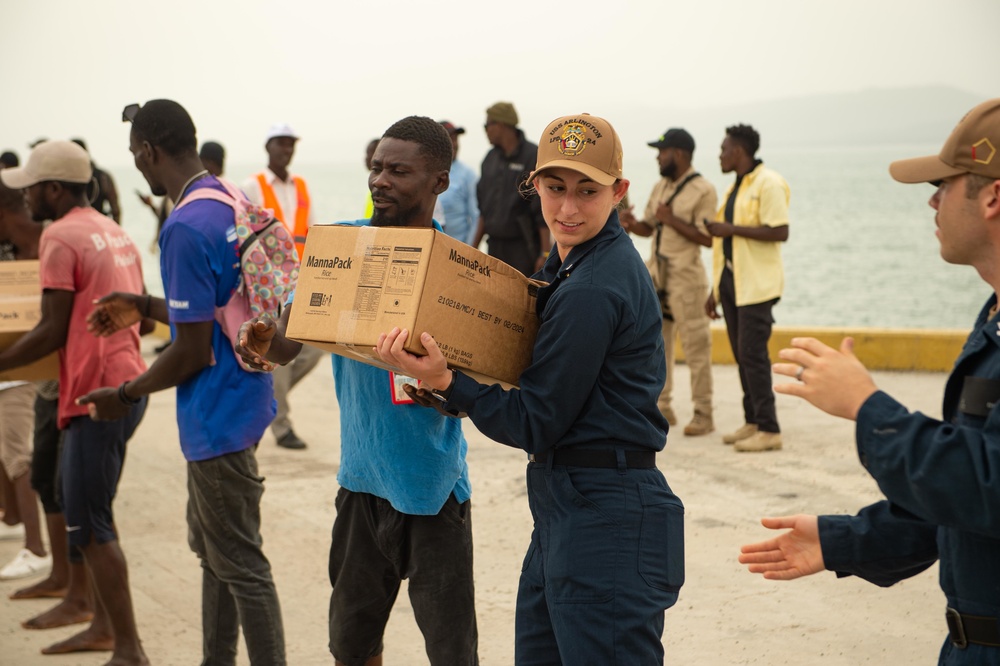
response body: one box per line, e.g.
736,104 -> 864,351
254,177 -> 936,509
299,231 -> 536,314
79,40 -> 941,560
660,406 -> 678,426
683,412 -> 715,437
722,423 -> 757,445
735,431 -> 783,452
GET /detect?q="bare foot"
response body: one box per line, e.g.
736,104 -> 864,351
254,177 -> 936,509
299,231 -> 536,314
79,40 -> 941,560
10,576 -> 68,600
40,625 -> 113,654
22,597 -> 94,630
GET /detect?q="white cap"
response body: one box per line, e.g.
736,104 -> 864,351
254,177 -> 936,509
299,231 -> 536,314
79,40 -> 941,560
265,123 -> 299,143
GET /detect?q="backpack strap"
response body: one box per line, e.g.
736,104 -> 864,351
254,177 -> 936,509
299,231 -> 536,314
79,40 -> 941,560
662,172 -> 701,212
174,188 -> 235,210
172,177 -> 247,211
653,172 -> 703,263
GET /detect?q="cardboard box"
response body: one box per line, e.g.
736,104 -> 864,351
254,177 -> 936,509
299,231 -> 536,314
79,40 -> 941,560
0,260 -> 59,382
286,225 -> 541,387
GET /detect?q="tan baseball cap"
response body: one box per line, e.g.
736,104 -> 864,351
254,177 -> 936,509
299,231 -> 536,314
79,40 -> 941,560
528,114 -> 623,186
0,140 -> 92,189
890,98 -> 1000,184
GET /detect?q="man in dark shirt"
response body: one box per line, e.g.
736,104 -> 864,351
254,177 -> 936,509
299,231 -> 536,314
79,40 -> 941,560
70,139 -> 121,224
474,102 -> 549,276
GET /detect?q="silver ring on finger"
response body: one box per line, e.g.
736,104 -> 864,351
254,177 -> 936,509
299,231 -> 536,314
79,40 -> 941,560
795,366 -> 805,382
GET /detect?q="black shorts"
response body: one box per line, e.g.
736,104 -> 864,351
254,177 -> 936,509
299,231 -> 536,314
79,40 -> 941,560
30,395 -> 62,514
61,398 -> 146,549
328,488 -> 478,666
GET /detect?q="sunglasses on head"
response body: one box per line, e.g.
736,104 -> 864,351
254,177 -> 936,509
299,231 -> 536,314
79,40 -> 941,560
122,103 -> 140,123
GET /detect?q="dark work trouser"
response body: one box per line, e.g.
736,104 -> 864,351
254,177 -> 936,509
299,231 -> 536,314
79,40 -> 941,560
718,267 -> 780,433
515,453 -> 683,665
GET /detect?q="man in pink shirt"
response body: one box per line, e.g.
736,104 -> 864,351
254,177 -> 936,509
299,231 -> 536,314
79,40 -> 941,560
0,141 -> 150,664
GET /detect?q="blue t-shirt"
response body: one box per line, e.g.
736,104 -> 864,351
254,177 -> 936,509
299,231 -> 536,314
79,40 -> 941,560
288,219 -> 470,515
160,176 -> 276,462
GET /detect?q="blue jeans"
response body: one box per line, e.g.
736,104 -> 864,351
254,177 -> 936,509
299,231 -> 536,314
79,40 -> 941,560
515,456 -> 684,665
187,446 -> 285,666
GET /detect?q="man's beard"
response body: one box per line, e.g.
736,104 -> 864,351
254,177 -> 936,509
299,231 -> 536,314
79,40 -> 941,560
371,202 -> 421,228
30,199 -> 56,223
659,161 -> 677,179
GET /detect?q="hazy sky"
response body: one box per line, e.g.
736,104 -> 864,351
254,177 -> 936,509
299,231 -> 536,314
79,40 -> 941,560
4,0 -> 997,168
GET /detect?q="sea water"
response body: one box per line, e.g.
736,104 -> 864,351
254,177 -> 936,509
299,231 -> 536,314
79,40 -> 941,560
113,143 -> 984,331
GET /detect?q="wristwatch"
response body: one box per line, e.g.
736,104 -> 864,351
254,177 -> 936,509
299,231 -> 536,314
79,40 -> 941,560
431,369 -> 457,401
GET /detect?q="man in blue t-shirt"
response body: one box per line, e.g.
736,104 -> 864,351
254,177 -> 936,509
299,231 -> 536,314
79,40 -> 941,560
237,116 -> 478,666
81,100 -> 285,665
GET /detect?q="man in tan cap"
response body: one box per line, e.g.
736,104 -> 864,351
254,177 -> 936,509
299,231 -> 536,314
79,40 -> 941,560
738,98 -> 1000,665
474,102 -> 549,276
0,140 -> 149,662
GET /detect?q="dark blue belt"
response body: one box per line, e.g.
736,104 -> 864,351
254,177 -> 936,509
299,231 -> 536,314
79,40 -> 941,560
528,449 -> 656,469
946,607 -> 1000,649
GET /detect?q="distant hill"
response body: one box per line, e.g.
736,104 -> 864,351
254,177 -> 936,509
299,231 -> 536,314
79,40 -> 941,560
609,86 -> 986,150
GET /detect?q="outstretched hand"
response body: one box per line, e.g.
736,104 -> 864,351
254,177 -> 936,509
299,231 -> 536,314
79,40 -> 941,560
87,292 -> 144,337
374,328 -> 452,391
772,337 -> 878,421
76,386 -> 129,421
236,316 -> 278,372
738,515 -> 825,581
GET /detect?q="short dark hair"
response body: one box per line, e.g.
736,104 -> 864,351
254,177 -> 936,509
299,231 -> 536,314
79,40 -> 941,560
966,174 -> 995,199
725,124 -> 760,157
71,138 -> 89,152
381,116 -> 452,173
131,99 -> 198,158
58,181 -> 89,198
199,141 -> 225,164
0,180 -> 25,212
0,151 -> 18,168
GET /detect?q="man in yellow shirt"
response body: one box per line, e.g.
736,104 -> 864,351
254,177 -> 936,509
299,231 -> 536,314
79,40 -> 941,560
706,124 -> 790,453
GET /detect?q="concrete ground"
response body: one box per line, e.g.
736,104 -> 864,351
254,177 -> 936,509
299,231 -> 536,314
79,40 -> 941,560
0,339 -> 951,664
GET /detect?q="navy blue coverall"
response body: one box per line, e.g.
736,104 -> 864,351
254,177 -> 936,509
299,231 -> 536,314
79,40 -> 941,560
819,296 -> 1000,664
445,210 -> 684,664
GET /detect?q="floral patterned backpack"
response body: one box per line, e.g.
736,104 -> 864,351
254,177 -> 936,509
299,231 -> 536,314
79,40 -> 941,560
174,177 -> 300,371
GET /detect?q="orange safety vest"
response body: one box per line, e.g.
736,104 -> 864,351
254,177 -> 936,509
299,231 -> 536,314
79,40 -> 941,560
256,173 -> 310,258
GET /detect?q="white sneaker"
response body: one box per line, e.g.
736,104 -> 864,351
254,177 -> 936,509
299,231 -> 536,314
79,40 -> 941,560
0,549 -> 52,580
0,522 -> 25,541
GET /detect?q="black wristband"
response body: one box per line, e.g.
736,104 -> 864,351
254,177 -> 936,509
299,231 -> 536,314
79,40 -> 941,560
431,369 -> 457,401
118,381 -> 141,406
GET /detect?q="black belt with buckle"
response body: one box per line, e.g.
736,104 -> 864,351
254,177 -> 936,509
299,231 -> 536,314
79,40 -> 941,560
946,607 -> 1000,649
528,449 -> 656,469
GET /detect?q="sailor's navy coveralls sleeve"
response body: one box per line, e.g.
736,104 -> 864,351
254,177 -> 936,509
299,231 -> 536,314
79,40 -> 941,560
443,211 -> 668,455
818,295 -> 1000,621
